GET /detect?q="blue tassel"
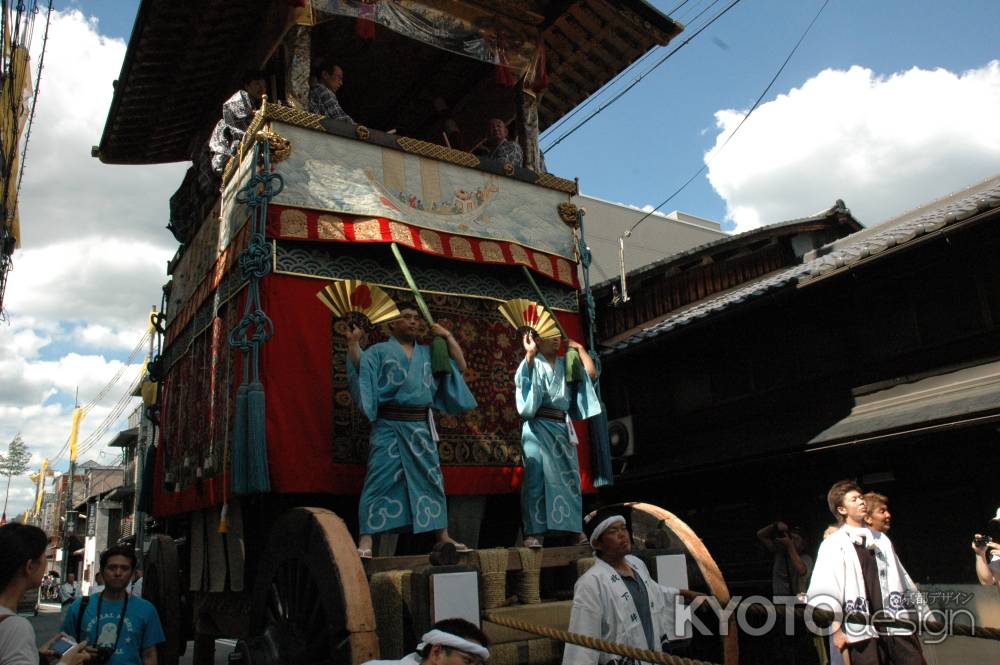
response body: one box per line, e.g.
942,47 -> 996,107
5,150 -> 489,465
231,384 -> 249,495
246,380 -> 271,493
589,407 -> 614,487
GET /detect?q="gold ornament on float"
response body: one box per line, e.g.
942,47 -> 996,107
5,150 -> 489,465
497,298 -> 561,340
316,280 -> 400,327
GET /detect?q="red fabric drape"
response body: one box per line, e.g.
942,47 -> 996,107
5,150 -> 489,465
153,273 -> 594,516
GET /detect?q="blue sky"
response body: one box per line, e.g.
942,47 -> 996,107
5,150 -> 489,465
2,0 -> 996,516
60,0 -> 1000,226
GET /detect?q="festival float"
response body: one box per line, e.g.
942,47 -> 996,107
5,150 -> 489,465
94,2 -> 738,663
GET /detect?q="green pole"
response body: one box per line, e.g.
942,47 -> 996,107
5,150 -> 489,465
389,243 -> 452,376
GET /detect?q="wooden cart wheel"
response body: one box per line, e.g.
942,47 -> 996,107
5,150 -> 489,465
242,507 -> 378,665
145,534 -> 184,665
596,502 -> 739,665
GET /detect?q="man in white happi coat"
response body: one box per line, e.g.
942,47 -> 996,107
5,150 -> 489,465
563,509 -> 681,665
362,618 -> 490,665
807,480 -> 927,665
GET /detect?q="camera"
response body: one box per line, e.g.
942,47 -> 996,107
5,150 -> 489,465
974,535 -> 992,547
771,523 -> 790,540
93,646 -> 115,664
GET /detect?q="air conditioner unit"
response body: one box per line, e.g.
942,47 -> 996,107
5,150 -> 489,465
608,416 -> 635,458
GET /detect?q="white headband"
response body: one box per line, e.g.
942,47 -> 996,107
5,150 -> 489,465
418,629 -> 490,661
589,514 -> 626,546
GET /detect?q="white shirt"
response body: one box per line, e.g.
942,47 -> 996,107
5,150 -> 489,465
0,604 -> 39,665
563,556 -> 680,665
58,582 -> 78,603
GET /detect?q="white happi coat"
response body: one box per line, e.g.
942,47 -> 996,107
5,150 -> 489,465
563,555 -> 679,665
807,526 -> 924,644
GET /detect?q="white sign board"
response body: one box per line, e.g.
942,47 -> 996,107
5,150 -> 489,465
431,571 -> 480,627
656,554 -> 692,640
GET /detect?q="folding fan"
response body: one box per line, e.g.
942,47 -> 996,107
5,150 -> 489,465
497,298 -> 561,339
316,280 -> 400,326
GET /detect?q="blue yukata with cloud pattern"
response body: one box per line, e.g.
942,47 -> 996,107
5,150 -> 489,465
347,337 -> 477,535
515,355 -> 601,536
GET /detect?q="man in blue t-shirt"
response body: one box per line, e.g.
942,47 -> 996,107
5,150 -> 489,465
62,544 -> 166,665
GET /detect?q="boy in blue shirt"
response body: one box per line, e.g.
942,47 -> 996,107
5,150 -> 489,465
62,545 -> 165,665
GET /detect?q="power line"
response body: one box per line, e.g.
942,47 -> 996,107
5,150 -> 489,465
16,0 -> 54,196
49,330 -> 151,465
539,2 -> 705,144
623,0 -> 832,238
542,0 -> 743,154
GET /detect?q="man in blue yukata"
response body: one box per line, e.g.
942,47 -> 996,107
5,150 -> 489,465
516,332 -> 601,548
345,303 -> 477,558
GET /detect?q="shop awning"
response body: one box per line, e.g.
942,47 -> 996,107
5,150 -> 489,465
808,360 -> 1000,449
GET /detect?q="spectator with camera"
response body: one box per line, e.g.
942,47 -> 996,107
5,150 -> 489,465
757,521 -> 813,599
61,545 -> 164,665
972,507 -> 1000,591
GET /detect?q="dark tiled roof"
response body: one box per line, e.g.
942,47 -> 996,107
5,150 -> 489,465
604,175 -> 1000,352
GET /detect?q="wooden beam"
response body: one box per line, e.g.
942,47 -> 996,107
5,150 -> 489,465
363,544 -> 591,575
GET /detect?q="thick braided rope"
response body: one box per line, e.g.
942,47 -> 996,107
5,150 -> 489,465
477,549 -> 509,610
515,547 -> 542,604
484,614 -> 722,665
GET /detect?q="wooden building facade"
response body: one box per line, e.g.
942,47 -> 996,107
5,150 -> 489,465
595,177 -> 1000,593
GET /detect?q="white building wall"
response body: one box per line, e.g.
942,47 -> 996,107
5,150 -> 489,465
573,194 -> 728,286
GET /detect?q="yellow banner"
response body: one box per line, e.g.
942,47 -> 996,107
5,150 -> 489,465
69,408 -> 84,462
32,458 -> 47,517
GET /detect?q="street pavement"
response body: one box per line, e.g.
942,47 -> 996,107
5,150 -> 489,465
30,601 -> 235,665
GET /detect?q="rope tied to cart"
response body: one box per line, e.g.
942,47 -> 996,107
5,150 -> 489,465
483,613 -> 722,665
227,138 -> 283,504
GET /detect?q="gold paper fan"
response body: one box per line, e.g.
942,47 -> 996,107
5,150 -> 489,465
316,280 -> 400,326
497,298 -> 561,339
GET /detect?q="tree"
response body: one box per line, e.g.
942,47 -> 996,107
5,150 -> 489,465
0,434 -> 31,519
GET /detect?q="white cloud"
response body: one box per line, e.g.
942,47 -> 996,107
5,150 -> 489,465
1,9 -> 180,518
705,62 -> 1000,233
18,9 -> 185,250
5,237 -> 171,329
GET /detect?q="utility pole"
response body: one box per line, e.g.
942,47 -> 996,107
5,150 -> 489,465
134,306 -> 156,568
61,391 -> 83,579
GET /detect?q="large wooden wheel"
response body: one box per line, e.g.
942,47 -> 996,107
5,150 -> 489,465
595,502 -> 739,665
145,534 -> 184,665
241,507 -> 378,665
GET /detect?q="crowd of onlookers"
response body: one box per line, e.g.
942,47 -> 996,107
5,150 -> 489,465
1,524 -> 162,665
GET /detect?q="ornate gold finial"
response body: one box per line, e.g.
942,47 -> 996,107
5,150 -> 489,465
258,128 -> 292,163
503,162 -> 515,176
558,202 -> 580,227
356,125 -> 371,141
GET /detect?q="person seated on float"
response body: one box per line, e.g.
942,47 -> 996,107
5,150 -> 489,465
208,70 -> 268,175
516,331 -> 600,549
563,509 -> 682,665
344,303 -> 477,558
484,118 -> 522,168
309,60 -> 355,124
362,618 -> 490,665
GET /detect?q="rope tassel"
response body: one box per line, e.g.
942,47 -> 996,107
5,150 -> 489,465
231,384 -> 249,495
229,138 -> 283,496
246,380 -> 270,494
